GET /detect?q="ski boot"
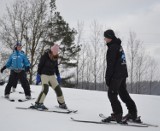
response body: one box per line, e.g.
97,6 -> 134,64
30,103 -> 48,110
123,113 -> 142,123
4,94 -> 9,99
59,103 -> 68,109
102,113 -> 126,124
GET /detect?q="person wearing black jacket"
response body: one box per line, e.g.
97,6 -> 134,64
102,29 -> 141,123
30,44 -> 67,110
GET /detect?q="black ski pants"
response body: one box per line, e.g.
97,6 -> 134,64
107,78 -> 137,115
5,70 -> 31,96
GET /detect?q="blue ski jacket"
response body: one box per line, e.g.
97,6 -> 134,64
5,50 -> 30,70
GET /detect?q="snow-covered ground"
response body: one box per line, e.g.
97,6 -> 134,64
0,84 -> 160,131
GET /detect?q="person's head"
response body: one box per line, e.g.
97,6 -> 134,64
15,42 -> 22,51
104,29 -> 115,43
50,44 -> 59,59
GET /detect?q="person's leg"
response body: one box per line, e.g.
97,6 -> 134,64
107,79 -> 123,122
5,70 -> 17,97
108,79 -> 123,114
49,75 -> 67,109
18,71 -> 31,97
12,78 -> 18,92
119,78 -> 137,119
36,75 -> 49,104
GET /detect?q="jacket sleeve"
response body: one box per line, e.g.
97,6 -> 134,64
37,54 -> 46,75
55,60 -> 60,76
105,44 -> 119,80
23,54 -> 30,67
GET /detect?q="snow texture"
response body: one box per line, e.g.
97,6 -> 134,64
0,84 -> 160,131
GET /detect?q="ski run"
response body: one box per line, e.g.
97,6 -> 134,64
0,85 -> 160,131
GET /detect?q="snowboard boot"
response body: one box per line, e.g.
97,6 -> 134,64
59,103 -> 68,109
30,103 -> 48,110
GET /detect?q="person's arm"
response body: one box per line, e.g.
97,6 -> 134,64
37,54 -> 46,75
55,60 -> 60,76
105,44 -> 119,85
23,54 -> 30,72
55,60 -> 61,84
1,54 -> 12,73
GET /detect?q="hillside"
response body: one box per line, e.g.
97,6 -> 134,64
0,84 -> 160,131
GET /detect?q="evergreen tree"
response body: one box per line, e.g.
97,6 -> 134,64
44,1 -> 81,87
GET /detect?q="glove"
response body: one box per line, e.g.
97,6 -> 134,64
56,74 -> 61,84
25,66 -> 30,72
1,66 -> 6,73
36,74 -> 41,85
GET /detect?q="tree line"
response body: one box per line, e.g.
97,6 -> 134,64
75,21 -> 160,95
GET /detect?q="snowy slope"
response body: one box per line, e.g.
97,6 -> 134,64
0,84 -> 160,131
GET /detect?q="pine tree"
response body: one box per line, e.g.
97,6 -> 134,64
44,2 -> 81,87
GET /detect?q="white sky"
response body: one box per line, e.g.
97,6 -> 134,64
0,0 -> 160,67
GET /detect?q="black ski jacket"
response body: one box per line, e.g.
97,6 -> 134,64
37,50 -> 60,76
105,38 -> 128,85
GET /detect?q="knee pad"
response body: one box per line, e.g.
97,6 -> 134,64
54,85 -> 63,97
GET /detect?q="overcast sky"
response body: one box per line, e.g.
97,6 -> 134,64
56,0 -> 160,63
0,0 -> 160,66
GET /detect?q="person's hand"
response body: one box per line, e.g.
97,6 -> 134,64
1,66 -> 6,73
36,74 -> 41,85
56,74 -> 61,84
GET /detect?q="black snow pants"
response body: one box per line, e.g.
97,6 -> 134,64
107,78 -> 137,115
5,70 -> 31,96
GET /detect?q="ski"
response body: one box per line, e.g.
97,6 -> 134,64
99,113 -> 158,127
18,98 -> 35,102
71,117 -> 148,127
55,106 -> 78,113
16,107 -> 74,114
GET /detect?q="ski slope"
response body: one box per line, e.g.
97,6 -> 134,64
0,84 -> 160,131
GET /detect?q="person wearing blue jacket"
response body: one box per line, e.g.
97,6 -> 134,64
1,42 -> 31,99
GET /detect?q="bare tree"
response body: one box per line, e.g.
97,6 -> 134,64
147,57 -> 158,94
101,45 -> 107,90
127,31 -> 141,92
76,21 -> 84,87
0,0 -> 49,83
135,46 -> 148,94
89,20 -> 103,90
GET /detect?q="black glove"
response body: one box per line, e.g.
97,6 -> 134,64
1,66 -> 6,73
